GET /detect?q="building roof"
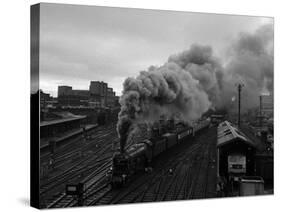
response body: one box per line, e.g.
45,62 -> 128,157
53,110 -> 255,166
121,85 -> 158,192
211,114 -> 224,118
217,121 -> 255,148
40,115 -> 86,127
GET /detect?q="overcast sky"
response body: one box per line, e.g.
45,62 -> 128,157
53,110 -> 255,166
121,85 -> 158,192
39,3 -> 273,97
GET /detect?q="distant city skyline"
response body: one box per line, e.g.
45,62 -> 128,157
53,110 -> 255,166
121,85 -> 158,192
39,3 -> 273,98
41,81 -> 119,98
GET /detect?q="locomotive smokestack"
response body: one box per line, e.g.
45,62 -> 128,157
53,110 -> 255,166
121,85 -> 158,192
119,135 -> 127,154
117,116 -> 132,154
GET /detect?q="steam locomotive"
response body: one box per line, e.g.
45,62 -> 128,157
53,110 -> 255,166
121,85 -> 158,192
110,118 -> 211,187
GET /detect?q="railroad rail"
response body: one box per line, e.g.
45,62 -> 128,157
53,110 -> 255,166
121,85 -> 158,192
43,124 -> 217,208
39,124 -> 118,208
86,126 -> 217,206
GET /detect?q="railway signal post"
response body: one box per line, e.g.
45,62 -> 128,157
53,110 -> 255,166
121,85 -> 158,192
65,183 -> 85,206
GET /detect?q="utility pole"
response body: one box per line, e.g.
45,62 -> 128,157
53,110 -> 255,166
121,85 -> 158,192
236,83 -> 244,128
259,95 -> 263,128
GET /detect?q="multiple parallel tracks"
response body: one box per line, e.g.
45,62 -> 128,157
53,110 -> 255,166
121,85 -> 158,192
40,124 -> 218,208
39,124 -> 117,208
87,126 -> 217,206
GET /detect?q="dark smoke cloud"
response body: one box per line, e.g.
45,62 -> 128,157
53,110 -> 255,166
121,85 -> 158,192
117,44 -> 224,148
222,24 -> 273,111
117,24 -> 273,149
168,45 -> 224,108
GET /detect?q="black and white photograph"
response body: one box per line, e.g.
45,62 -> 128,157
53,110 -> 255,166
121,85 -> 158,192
30,2 -> 274,209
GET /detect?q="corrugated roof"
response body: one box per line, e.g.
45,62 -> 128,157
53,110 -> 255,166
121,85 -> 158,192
217,121 -> 255,148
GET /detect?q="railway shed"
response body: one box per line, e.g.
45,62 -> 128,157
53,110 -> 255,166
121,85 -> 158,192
40,115 -> 87,139
217,121 -> 257,180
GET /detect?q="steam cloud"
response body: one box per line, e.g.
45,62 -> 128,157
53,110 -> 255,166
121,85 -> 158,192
222,24 -> 273,111
117,24 -> 273,149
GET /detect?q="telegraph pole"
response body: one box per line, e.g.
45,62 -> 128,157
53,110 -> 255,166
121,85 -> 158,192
236,83 -> 244,128
259,95 -> 263,128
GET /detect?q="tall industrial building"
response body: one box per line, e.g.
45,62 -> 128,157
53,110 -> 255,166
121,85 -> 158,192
57,81 -> 118,108
89,81 -> 108,107
89,81 -> 108,96
58,86 -> 73,96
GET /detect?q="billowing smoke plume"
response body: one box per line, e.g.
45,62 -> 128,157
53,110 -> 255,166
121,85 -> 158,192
117,24 -> 273,150
117,45 -> 223,149
168,45 -> 224,108
222,24 -> 273,111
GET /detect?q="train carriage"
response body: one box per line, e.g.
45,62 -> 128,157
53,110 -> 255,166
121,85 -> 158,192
126,143 -> 149,172
153,138 -> 167,157
163,133 -> 177,148
177,127 -> 193,142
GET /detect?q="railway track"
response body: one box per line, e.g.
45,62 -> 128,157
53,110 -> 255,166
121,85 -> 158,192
40,124 -> 115,164
43,125 -> 217,208
40,138 -> 114,192
39,124 -> 118,208
46,159 -> 112,208
85,126 -> 217,206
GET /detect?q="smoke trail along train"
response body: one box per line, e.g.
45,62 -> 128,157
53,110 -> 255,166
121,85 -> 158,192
117,24 -> 273,152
